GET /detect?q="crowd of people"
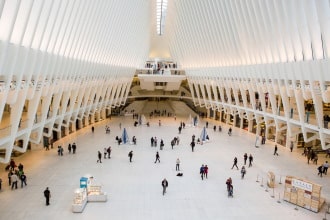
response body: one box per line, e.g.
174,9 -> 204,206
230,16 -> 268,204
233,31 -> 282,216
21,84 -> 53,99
1,114 -> 329,207
4,159 -> 27,190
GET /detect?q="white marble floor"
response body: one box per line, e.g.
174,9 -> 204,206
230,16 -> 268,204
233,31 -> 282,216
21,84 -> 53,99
0,116 -> 329,220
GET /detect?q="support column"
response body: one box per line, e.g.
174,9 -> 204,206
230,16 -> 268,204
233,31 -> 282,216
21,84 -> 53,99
84,117 -> 89,127
233,114 -> 237,127
64,126 -> 69,136
77,119 -> 83,129
90,114 -> 95,124
71,122 -> 76,133
248,120 -> 253,132
265,125 -> 269,140
95,112 -> 100,122
256,123 -> 261,136
226,113 -> 230,124
275,129 -> 279,144
101,109 -> 106,119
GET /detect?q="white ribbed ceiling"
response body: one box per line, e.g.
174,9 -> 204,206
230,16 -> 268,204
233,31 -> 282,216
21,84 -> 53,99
0,0 -> 151,68
0,0 -> 330,69
164,0 -> 330,69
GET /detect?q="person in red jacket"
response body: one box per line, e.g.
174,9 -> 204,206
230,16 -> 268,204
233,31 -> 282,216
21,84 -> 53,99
204,165 -> 209,179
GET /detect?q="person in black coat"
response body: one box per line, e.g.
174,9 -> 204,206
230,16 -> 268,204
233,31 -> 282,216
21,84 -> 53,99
161,178 -> 168,195
97,151 -> 102,163
190,141 -> 195,152
44,187 -> 51,206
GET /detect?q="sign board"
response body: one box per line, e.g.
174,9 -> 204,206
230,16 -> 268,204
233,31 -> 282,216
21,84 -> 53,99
292,178 -> 313,191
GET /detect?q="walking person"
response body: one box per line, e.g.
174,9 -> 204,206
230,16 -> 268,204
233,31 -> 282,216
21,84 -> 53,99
154,137 -> 158,147
200,165 -> 205,180
171,139 -> 175,149
290,141 -> 294,152
323,161 -> 328,175
128,151 -> 133,162
44,187 -> 51,206
72,143 -> 77,154
107,146 -> 111,159
8,170 -> 12,186
317,165 -> 324,177
204,165 -> 208,179
243,153 -> 248,165
190,141 -> 195,152
261,135 -> 266,144
274,145 -> 279,156
160,139 -> 164,150
161,178 -> 168,196
231,157 -> 239,170
155,152 -> 160,163
241,166 -> 246,179
176,158 -> 180,171
104,148 -> 107,159
228,127 -> 232,136
248,154 -> 253,167
97,151 -> 102,163
68,144 -> 72,154
151,137 -> 154,147
226,177 -> 233,197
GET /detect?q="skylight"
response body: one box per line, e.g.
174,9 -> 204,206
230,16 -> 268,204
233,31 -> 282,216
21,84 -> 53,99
156,0 -> 168,35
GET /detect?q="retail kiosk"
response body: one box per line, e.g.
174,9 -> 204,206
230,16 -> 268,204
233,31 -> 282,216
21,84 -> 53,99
72,176 -> 107,213
284,176 -> 325,212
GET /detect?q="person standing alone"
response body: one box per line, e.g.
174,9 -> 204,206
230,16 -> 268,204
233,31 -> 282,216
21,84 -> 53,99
128,151 -> 133,162
161,178 -> 168,195
274,145 -> 279,156
176,158 -> 180,171
248,154 -> 253,167
44,187 -> 51,206
97,151 -> 102,163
